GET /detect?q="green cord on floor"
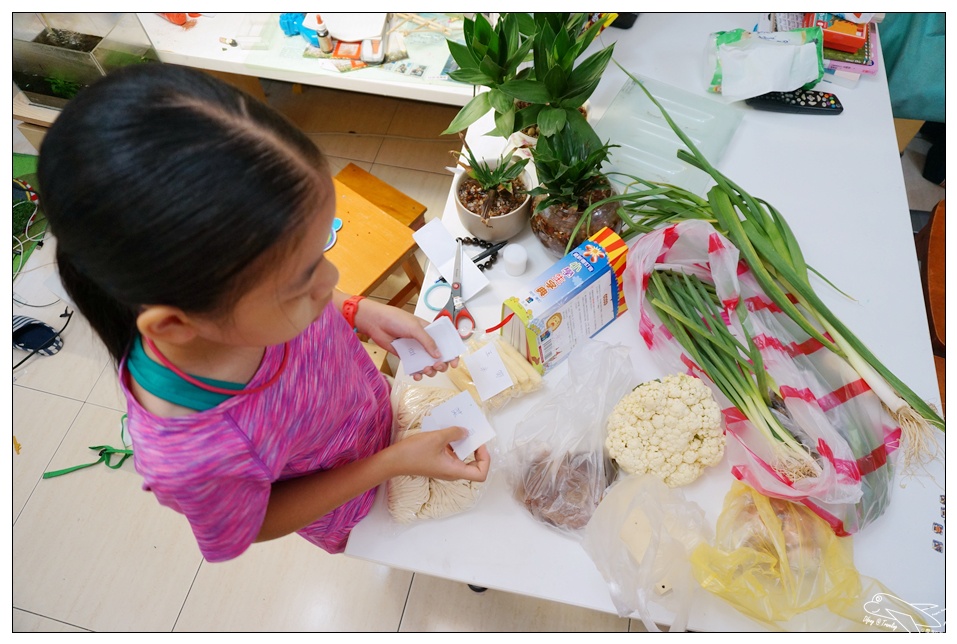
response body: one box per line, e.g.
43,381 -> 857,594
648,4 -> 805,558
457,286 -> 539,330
42,415 -> 133,479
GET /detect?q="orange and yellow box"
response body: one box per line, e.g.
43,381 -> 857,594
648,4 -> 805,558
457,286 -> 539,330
501,227 -> 628,375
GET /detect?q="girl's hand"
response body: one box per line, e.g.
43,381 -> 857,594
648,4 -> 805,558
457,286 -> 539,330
355,298 -> 459,380
388,426 -> 490,482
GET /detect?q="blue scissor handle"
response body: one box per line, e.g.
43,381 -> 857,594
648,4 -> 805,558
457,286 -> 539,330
428,241 -> 475,338
423,280 -> 451,311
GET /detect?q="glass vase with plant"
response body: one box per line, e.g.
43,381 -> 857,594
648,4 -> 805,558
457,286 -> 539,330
526,125 -> 620,256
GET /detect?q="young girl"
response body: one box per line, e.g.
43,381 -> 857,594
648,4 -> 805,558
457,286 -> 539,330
37,64 -> 490,561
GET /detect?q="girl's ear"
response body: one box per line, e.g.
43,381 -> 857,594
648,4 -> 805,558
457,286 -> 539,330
136,305 -> 198,345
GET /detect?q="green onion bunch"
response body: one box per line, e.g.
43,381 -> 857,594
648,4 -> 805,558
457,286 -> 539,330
579,61 -> 942,472
648,270 -> 820,481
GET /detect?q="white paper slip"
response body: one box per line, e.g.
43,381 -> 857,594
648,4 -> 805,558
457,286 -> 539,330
412,218 -> 489,301
420,390 -> 496,460
391,316 -> 468,374
462,343 -> 514,401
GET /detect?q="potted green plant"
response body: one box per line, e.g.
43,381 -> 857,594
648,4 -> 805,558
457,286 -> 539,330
526,125 -> 620,256
499,13 -> 616,146
442,12 -> 536,137
451,135 -> 533,242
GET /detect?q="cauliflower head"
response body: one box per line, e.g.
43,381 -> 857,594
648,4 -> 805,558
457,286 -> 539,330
605,373 -> 725,486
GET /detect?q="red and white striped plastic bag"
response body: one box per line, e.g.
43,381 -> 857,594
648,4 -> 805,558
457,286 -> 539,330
622,220 -> 899,535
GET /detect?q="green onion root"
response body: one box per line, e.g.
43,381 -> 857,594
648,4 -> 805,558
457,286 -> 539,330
808,307 -> 941,471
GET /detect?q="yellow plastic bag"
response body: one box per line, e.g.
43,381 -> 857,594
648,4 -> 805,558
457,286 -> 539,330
690,482 -> 935,631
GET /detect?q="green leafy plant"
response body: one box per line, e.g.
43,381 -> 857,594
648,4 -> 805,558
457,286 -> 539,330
526,124 -> 620,255
443,13 -> 535,137
499,13 -> 615,144
527,126 -> 615,213
451,134 -> 530,224
46,76 -> 81,99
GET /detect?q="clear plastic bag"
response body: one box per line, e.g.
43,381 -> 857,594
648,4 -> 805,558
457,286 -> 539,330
386,377 -> 487,524
507,339 -> 634,535
581,474 -> 712,632
622,220 -> 898,535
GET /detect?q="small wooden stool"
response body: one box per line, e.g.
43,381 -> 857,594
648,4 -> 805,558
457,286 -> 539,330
327,177 -> 425,309
335,163 -> 428,231
330,165 -> 427,376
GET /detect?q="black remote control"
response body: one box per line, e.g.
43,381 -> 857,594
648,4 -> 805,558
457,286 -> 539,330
745,89 -> 843,114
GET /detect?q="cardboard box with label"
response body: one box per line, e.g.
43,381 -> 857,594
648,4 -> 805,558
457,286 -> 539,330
501,228 -> 628,374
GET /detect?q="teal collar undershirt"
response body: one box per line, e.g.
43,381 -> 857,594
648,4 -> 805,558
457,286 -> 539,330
126,336 -> 244,411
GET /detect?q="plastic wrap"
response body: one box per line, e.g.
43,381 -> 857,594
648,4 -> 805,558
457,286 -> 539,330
507,340 -> 634,535
581,474 -> 712,631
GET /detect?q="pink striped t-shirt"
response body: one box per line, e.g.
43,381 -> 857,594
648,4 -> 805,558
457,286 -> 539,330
118,304 -> 392,561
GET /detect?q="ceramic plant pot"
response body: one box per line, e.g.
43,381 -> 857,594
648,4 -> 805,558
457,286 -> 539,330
453,159 -> 535,243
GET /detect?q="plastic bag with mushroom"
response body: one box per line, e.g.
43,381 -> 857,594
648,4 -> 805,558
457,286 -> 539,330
507,339 -> 634,535
687,482 -> 930,631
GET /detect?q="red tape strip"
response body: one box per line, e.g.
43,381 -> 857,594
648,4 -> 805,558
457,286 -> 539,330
484,312 -> 514,334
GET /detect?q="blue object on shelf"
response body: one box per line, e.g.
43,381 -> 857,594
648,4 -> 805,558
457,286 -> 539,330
278,12 -> 321,48
298,25 -> 319,48
279,13 -> 305,37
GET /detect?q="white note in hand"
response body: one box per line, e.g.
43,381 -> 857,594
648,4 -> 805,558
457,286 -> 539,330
391,316 -> 467,374
420,391 -> 496,460
462,342 -> 513,401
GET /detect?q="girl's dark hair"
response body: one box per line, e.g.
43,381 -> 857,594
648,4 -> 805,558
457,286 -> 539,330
38,64 -> 328,363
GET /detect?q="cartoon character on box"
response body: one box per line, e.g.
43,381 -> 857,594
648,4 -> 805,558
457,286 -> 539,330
546,313 -> 563,332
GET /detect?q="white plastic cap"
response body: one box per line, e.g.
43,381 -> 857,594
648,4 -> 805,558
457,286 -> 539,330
503,244 -> 528,276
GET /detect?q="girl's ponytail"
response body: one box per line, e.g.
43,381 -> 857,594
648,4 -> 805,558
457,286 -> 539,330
54,248 -> 137,364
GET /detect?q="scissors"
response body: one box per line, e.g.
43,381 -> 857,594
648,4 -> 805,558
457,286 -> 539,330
433,240 -> 475,339
424,240 -> 506,309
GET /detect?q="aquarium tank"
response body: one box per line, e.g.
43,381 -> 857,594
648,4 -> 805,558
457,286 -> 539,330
13,13 -> 158,109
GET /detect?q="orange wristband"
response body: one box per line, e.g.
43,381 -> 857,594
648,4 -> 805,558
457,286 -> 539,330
342,295 -> 365,331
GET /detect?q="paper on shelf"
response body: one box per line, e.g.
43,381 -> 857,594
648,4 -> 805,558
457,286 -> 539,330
321,13 -> 387,42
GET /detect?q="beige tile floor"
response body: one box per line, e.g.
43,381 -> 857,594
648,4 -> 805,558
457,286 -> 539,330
10,80 -> 634,633
11,78 -> 944,633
